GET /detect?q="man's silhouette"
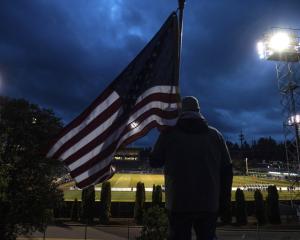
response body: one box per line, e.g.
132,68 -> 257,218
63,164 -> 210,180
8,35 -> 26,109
150,96 -> 233,240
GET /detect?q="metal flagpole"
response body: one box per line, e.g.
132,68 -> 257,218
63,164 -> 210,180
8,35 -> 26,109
178,0 -> 186,61
173,0 -> 186,111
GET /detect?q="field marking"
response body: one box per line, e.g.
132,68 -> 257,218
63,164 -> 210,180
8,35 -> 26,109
18,238 -> 96,240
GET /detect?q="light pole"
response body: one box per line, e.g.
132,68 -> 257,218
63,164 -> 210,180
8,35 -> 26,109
257,28 -> 300,175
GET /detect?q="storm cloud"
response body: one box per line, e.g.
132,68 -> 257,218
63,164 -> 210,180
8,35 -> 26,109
1,0 -> 300,145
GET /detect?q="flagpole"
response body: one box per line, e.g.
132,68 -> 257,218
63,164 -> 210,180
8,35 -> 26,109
178,0 -> 186,61
173,0 -> 186,106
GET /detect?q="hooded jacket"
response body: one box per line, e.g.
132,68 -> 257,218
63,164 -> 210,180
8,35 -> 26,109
149,112 -> 233,213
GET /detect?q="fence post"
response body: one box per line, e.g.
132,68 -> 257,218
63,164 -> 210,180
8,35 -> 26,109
84,220 -> 88,240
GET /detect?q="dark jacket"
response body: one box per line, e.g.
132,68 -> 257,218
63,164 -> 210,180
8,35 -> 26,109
149,114 -> 233,213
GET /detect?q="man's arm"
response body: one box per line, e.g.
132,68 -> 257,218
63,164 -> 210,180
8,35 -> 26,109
219,135 -> 233,213
149,132 -> 167,168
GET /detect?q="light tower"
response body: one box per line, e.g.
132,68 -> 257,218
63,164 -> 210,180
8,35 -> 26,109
257,28 -> 300,175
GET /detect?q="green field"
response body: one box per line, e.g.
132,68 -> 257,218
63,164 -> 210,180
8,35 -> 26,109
61,173 -> 300,202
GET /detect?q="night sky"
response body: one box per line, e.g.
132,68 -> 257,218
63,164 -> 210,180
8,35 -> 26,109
1,0 -> 300,146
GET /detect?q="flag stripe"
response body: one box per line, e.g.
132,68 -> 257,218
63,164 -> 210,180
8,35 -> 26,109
135,85 -> 178,104
59,92 -> 178,161
63,97 -> 178,166
52,98 -> 122,160
69,107 -> 178,177
75,119 -> 174,187
69,109 -> 175,176
76,164 -> 113,189
117,115 -> 177,150
50,88 -> 178,160
70,109 -> 178,178
59,106 -> 123,161
47,89 -> 118,157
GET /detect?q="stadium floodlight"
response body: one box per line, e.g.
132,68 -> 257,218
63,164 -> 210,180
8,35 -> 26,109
287,114 -> 300,126
269,32 -> 291,52
257,29 -> 300,62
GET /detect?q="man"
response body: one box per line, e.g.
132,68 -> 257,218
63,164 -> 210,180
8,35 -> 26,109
150,96 -> 233,240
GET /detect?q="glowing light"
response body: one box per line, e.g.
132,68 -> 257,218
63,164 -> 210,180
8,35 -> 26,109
256,29 -> 300,61
257,41 -> 265,59
288,114 -> 300,125
32,117 -> 37,124
130,121 -> 138,129
269,32 -> 291,52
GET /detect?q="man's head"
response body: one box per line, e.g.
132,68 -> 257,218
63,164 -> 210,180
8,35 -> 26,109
181,96 -> 200,112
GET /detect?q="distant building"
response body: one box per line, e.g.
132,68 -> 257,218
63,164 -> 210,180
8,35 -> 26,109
112,147 -> 151,171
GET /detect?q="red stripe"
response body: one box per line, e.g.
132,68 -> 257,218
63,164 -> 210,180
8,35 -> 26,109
51,92 -> 178,159
64,108 -> 178,168
53,92 -> 178,158
62,95 -> 178,164
132,93 -> 179,113
63,118 -> 123,165
74,120 -> 175,188
75,164 -> 113,189
69,109 -> 177,178
119,120 -> 175,148
47,87 -> 113,153
52,98 -> 122,159
70,140 -> 118,177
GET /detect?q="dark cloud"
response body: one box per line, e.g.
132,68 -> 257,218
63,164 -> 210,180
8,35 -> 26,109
1,0 -> 300,144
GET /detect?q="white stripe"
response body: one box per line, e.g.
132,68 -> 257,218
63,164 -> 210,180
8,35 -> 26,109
78,166 -> 114,189
67,101 -> 177,171
117,113 -> 177,149
135,85 -> 178,105
93,187 -> 159,192
59,107 -> 123,160
74,114 -> 177,183
75,153 -> 115,183
47,91 -> 120,157
68,124 -> 126,171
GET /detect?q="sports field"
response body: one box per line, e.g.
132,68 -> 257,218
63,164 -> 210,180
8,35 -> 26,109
60,173 -> 300,202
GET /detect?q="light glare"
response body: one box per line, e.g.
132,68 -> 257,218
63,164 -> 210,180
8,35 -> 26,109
130,121 -> 138,129
288,114 -> 300,125
257,41 -> 265,59
269,32 -> 290,52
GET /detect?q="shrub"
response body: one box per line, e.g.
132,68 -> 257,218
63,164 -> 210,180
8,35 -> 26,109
266,185 -> 281,224
235,188 -> 247,225
152,185 -> 162,206
81,186 -> 95,223
70,198 -> 80,221
137,206 -> 168,240
134,182 -> 146,224
99,182 -> 111,224
254,189 -> 266,225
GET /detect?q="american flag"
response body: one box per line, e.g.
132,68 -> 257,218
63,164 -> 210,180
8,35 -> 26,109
47,12 -> 180,189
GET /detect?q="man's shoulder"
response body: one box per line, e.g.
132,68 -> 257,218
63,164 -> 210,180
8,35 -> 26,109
208,126 -> 223,138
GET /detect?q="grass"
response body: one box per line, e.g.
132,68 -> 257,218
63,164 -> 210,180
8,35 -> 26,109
60,173 -> 300,202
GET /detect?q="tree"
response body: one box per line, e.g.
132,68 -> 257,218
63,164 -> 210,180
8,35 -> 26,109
137,206 -> 168,240
0,97 -> 64,240
71,198 -> 80,221
254,189 -> 266,225
134,182 -> 146,224
99,181 -> 111,224
266,185 -> 281,224
235,188 -> 247,225
81,186 -> 95,223
152,185 -> 162,206
151,184 -> 155,203
254,137 -> 279,162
